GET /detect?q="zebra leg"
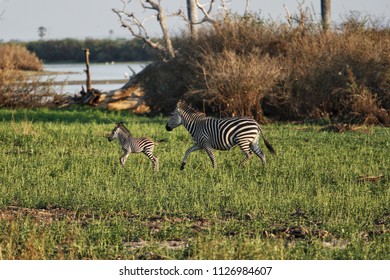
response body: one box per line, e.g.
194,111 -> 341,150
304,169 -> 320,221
181,145 -> 202,170
250,142 -> 266,166
204,146 -> 217,168
238,142 -> 253,166
153,156 -> 159,172
120,152 -> 130,167
143,149 -> 159,172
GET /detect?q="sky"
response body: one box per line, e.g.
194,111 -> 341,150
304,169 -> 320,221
1,0 -> 390,42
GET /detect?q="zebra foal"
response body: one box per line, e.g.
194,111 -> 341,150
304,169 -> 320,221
166,101 -> 275,170
108,122 -> 158,172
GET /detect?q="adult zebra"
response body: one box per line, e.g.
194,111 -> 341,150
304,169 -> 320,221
108,122 -> 159,172
166,101 -> 276,170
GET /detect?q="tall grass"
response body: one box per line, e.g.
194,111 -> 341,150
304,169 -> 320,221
0,109 -> 388,259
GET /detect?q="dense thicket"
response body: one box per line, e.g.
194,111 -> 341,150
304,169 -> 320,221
24,38 -> 157,63
142,14 -> 390,125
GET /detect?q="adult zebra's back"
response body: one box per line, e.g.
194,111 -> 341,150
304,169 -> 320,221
166,101 -> 276,170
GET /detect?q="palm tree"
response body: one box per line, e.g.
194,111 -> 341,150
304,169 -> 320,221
38,26 -> 47,40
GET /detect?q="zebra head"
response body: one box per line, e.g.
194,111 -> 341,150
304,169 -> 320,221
108,122 -> 123,141
166,104 -> 183,131
165,107 -> 182,131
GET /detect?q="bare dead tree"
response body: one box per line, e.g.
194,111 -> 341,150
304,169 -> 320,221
283,1 -> 315,33
284,1 -> 329,32
177,0 -> 218,29
195,0 -> 217,25
283,4 -> 293,27
244,0 -> 250,15
84,48 -> 92,92
321,0 -> 331,32
143,0 -> 175,58
113,0 -> 230,56
112,0 -> 175,60
176,0 -> 218,40
187,0 -> 199,38
114,0 -> 235,59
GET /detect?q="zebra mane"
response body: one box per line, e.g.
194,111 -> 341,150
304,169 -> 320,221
116,122 -> 133,137
177,101 -> 206,118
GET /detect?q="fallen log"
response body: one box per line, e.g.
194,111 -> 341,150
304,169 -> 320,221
65,50 -> 158,114
91,62 -> 162,112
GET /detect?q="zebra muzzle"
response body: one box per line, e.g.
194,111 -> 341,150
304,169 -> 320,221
165,124 -> 173,131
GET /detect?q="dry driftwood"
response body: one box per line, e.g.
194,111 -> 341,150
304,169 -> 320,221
65,47 -> 157,113
68,62 -> 160,113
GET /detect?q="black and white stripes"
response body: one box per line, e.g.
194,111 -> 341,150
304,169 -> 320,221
108,102 -> 275,172
166,101 -> 275,170
108,122 -> 158,172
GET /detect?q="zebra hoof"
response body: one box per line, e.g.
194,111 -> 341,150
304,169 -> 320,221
180,163 -> 186,170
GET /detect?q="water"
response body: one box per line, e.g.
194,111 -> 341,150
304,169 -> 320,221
43,62 -> 149,94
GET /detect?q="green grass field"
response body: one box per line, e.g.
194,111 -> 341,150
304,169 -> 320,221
0,108 -> 389,260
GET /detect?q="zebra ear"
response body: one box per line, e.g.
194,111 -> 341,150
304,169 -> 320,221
177,100 -> 185,109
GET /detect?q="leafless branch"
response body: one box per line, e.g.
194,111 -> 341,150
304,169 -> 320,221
244,0 -> 250,15
283,4 -> 292,26
219,0 -> 229,13
112,0 -> 175,60
112,8 -> 163,50
283,1 -> 310,30
194,0 -> 216,25
128,65 -> 137,77
0,3 -> 5,19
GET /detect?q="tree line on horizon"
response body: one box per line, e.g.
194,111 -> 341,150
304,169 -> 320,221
23,38 -> 157,63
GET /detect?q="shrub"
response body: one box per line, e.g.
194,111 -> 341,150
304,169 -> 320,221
0,44 -> 64,108
276,28 -> 390,124
141,59 -> 191,114
143,15 -> 285,121
0,44 -> 43,71
0,70 -> 64,108
187,49 -> 282,122
142,13 -> 390,125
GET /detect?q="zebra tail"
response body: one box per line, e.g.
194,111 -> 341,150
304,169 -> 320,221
259,127 -> 276,155
263,138 -> 276,155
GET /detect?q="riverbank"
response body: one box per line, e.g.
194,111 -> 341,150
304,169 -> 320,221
41,62 -> 148,94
